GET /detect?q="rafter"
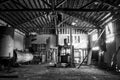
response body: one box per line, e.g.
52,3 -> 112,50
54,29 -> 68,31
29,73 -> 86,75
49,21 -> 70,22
55,0 -> 67,8
64,12 -> 100,28
57,14 -> 71,27
0,0 -> 10,5
0,17 -> 12,26
98,0 -> 120,9
98,13 -> 113,25
102,18 -> 118,28
13,12 -> 45,27
79,0 -> 97,9
41,0 -> 52,8
65,23 -> 87,33
0,8 -> 118,12
0,16 -> 27,33
11,0 -> 27,9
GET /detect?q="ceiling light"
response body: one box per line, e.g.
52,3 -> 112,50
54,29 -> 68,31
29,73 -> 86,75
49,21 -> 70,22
72,22 -> 76,26
75,20 -> 78,22
8,25 -> 11,27
37,28 -> 39,30
94,2 -> 99,5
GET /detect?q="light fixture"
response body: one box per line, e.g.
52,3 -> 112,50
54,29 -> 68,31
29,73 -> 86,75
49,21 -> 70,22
37,28 -> 39,30
8,25 -> 11,27
72,22 -> 76,26
118,4 -> 120,6
75,20 -> 78,22
94,2 -> 99,5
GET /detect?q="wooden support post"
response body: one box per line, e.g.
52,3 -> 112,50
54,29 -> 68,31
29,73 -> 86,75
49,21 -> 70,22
87,29 -> 105,65
87,35 -> 92,65
70,27 -> 74,67
98,29 -> 101,65
87,50 -> 92,65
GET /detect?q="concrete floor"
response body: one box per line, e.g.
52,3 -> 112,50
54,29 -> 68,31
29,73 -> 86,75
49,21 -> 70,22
0,63 -> 120,80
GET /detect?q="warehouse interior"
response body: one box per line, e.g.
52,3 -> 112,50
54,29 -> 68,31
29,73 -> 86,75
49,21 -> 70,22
0,0 -> 120,80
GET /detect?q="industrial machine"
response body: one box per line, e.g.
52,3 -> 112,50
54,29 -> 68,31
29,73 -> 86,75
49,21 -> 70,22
0,26 -> 34,70
57,39 -> 74,67
0,50 -> 34,70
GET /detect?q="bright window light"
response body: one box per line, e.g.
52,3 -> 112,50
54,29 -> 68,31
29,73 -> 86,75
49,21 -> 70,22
29,32 -> 37,35
72,22 -> 76,25
106,22 -> 114,43
92,33 -> 98,41
92,46 -> 99,51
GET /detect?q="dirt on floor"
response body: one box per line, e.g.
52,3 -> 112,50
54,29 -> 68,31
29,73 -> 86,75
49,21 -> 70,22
0,63 -> 120,80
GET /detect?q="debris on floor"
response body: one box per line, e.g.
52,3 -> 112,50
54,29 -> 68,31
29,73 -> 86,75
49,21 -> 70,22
0,64 -> 120,80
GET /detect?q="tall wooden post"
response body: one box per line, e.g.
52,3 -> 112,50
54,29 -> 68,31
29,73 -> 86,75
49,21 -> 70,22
87,29 -> 104,65
97,28 -> 105,66
70,27 -> 74,67
87,35 -> 92,65
98,29 -> 101,65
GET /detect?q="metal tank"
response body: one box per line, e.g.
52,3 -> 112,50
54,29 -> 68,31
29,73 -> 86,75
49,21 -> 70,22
0,26 -> 14,58
15,50 -> 33,63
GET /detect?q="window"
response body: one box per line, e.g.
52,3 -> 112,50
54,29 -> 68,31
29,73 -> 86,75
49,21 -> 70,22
92,46 -> 99,51
74,36 -> 77,43
67,36 -> 69,43
74,36 -> 77,40
78,36 -> 80,43
63,28 -> 64,34
106,22 -> 114,43
92,33 -> 98,41
68,29 -> 70,34
75,29 -> 77,34
60,29 -> 62,34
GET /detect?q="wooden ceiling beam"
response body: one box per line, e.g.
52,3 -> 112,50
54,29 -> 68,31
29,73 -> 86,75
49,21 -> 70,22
0,0 -> 10,5
0,8 -> 118,12
64,12 -> 101,29
98,0 -> 120,9
0,16 -> 27,34
79,0 -> 97,9
101,12 -> 120,27
16,25 -> 28,33
55,0 -> 67,8
98,11 -> 118,26
41,0 -> 52,8
0,17 -> 14,27
98,13 -> 113,25
65,23 -> 87,33
11,0 -> 27,9
102,18 -> 118,28
14,12 -> 46,27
